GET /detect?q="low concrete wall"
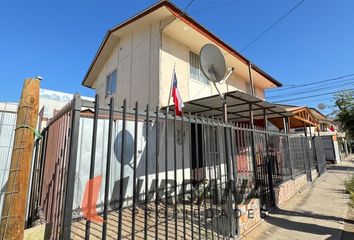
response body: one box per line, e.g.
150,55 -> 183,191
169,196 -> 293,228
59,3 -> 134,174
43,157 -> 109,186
294,174 -> 308,193
237,198 -> 261,235
274,173 -> 310,208
240,169 -> 321,235
311,168 -> 319,181
274,179 -> 296,207
24,225 -> 46,240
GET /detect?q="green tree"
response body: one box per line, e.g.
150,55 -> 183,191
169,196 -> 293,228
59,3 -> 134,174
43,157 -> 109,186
334,90 -> 354,139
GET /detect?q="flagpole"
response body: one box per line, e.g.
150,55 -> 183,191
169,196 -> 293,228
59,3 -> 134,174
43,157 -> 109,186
165,65 -> 176,115
156,65 -> 176,169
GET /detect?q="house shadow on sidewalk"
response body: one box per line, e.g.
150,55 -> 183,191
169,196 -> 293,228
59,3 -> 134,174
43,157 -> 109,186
264,214 -> 354,240
327,164 -> 354,173
275,209 -> 354,225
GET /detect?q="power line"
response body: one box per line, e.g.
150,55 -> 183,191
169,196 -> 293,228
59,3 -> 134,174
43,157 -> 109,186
241,0 -> 305,52
267,79 -> 354,99
161,0 -> 195,31
267,73 -> 354,92
274,88 -> 354,103
183,0 -> 196,13
280,96 -> 335,103
279,98 -> 335,106
190,0 -> 242,13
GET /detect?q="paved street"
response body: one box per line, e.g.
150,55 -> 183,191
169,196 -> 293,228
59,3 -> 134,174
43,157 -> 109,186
243,157 -> 354,240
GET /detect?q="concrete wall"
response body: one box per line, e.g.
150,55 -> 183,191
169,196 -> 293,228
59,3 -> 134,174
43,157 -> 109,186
238,198 -> 261,235
274,173 -> 310,208
333,139 -> 341,163
93,21 -> 160,109
92,24 -> 266,110
311,168 -> 319,181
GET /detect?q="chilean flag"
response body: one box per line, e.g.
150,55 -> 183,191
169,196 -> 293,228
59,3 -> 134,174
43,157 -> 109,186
172,71 -> 184,116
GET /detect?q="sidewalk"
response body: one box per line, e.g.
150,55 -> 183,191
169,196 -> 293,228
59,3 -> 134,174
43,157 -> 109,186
243,157 -> 354,240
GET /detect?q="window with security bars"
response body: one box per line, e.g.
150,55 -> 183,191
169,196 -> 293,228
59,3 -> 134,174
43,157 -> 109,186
189,51 -> 209,84
105,70 -> 117,96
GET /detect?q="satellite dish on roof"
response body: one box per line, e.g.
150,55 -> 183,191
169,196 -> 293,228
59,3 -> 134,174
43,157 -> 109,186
318,103 -> 326,110
200,44 -> 226,83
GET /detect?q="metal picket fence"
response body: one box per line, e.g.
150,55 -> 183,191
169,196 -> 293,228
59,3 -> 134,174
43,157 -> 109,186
27,95 -> 326,240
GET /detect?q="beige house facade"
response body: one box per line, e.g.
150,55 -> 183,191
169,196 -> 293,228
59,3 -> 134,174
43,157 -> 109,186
82,1 -> 282,109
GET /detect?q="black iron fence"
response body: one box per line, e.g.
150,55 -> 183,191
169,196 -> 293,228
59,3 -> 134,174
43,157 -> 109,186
27,95 -> 327,240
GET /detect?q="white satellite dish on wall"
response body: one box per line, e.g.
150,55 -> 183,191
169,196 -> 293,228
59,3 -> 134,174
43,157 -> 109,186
199,44 -> 226,82
199,44 -> 235,122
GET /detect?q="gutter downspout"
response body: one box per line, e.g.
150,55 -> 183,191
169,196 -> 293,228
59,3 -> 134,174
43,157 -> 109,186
248,62 -> 255,97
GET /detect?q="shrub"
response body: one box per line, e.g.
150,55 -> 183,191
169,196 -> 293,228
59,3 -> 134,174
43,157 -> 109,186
345,175 -> 354,207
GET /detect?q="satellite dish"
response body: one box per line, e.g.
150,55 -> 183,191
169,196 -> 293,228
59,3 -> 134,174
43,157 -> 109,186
199,44 -> 226,83
318,103 -> 326,110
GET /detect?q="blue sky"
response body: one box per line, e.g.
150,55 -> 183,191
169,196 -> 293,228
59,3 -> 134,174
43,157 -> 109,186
1,0 -> 354,115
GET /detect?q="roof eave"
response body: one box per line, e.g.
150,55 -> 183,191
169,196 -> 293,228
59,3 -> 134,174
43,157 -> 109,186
82,0 -> 283,88
164,2 -> 282,87
82,1 -> 169,87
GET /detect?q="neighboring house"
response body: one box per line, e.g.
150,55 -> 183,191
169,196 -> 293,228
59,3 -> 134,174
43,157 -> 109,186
272,104 -> 346,163
308,108 -> 348,162
308,108 -> 336,133
81,1 -> 282,109
39,88 -> 94,128
269,105 -> 318,135
0,89 -> 93,220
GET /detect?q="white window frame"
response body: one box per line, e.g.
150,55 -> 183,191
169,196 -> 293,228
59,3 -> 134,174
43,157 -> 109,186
189,51 -> 209,85
105,69 -> 117,97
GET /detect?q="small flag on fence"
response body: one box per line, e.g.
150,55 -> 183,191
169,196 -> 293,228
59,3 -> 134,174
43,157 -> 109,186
172,70 -> 184,116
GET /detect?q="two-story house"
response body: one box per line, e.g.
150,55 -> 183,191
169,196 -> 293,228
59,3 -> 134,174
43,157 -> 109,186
81,1 -> 283,111
78,0 -> 291,211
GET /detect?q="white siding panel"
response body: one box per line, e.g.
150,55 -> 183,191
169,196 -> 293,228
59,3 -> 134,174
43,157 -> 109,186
131,26 -> 151,106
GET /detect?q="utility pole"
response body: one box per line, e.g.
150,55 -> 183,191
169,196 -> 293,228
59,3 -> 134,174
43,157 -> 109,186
0,77 -> 40,239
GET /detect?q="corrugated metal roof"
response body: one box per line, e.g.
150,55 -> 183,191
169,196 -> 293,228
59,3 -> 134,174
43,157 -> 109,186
167,90 -> 293,121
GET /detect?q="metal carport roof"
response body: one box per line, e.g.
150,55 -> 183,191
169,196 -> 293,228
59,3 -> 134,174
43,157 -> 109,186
167,90 -> 293,122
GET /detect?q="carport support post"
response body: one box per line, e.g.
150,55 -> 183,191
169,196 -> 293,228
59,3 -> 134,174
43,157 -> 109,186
264,109 -> 275,207
222,96 -> 236,236
61,94 -> 81,239
249,103 -> 258,194
284,117 -> 294,178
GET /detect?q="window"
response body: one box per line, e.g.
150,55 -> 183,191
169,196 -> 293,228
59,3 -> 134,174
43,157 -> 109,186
189,51 -> 209,84
105,70 -> 117,96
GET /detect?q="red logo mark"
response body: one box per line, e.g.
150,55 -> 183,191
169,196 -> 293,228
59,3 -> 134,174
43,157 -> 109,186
81,175 -> 103,223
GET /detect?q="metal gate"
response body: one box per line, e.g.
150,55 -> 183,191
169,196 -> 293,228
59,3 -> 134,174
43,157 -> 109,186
235,124 -> 292,210
314,137 -> 326,175
321,136 -> 336,162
